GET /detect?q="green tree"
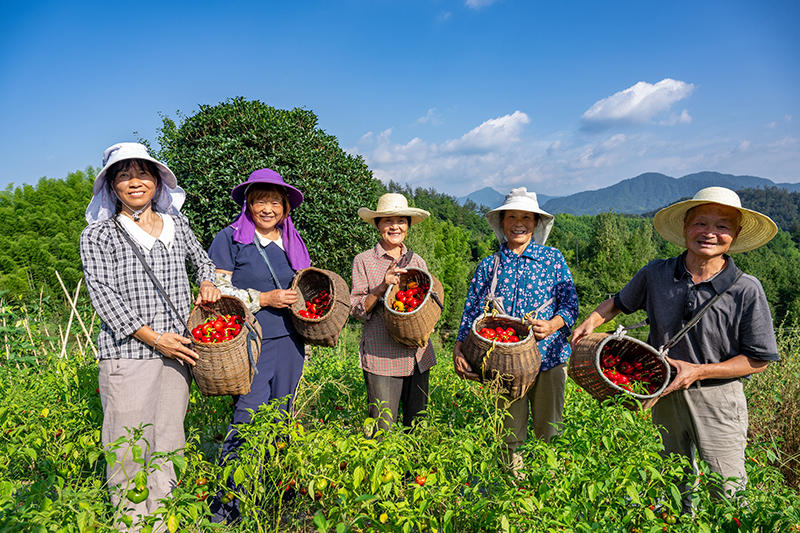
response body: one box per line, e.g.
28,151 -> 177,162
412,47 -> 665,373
155,97 -> 383,283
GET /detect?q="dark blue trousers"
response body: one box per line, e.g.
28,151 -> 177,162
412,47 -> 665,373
211,332 -> 305,523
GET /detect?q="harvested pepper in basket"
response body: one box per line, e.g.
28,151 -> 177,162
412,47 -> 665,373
391,280 -> 430,313
299,290 -> 331,319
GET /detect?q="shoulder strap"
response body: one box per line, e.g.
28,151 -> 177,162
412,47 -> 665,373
113,217 -> 190,336
484,252 -> 507,315
397,249 -> 414,269
254,236 -> 284,290
660,270 -> 745,353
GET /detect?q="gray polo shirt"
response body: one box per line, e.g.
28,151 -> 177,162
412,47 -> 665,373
614,252 -> 779,366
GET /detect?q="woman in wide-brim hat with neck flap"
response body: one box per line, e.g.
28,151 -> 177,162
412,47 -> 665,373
453,187 -> 579,477
207,168 -> 311,523
80,142 -> 221,526
351,193 -> 436,435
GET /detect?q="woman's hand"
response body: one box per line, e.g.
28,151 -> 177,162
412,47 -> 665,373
155,332 -> 200,366
453,341 -> 480,381
384,258 -> 407,287
195,280 -> 222,305
261,289 -> 299,309
527,315 -> 565,341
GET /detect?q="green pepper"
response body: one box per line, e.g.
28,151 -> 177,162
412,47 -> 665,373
127,486 -> 149,504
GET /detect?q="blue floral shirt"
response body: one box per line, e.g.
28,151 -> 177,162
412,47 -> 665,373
457,241 -> 579,371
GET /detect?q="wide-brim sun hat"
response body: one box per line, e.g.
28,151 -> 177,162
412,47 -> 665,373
93,142 -> 177,194
231,168 -> 304,210
653,186 -> 777,254
358,193 -> 430,227
486,187 -> 555,246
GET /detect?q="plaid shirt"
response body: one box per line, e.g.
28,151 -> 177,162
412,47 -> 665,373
350,243 -> 436,377
80,214 -> 216,360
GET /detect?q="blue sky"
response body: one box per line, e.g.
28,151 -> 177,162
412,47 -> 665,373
1,0 -> 798,198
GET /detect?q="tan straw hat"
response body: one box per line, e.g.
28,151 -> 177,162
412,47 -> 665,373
653,186 -> 777,253
486,187 -> 555,245
358,193 -> 430,227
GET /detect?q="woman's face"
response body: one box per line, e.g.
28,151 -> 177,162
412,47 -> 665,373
248,192 -> 286,235
112,162 -> 158,211
377,216 -> 409,248
502,210 -> 537,250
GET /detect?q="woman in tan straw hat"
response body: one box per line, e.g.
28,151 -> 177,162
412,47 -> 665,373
453,187 -> 579,477
80,142 -> 221,526
572,186 -> 780,513
350,193 -> 436,434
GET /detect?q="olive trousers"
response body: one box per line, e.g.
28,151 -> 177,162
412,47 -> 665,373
498,363 -> 568,476
99,357 -> 191,531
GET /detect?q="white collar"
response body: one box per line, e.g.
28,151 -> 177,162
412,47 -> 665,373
117,213 -> 175,252
256,230 -> 284,250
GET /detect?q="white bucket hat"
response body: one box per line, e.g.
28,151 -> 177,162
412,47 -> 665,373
85,142 -> 185,224
653,186 -> 777,253
358,193 -> 430,227
486,187 -> 555,246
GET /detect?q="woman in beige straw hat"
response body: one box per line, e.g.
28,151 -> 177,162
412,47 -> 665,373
572,186 -> 780,513
350,193 -> 436,434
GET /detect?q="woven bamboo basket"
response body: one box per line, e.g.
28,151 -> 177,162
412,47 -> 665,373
568,332 -> 670,410
189,296 -> 263,397
383,268 -> 444,348
289,267 -> 351,347
461,314 -> 541,400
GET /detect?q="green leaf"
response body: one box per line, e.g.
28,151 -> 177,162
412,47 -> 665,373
353,465 -> 365,488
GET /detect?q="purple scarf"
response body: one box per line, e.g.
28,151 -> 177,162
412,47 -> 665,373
231,204 -> 311,271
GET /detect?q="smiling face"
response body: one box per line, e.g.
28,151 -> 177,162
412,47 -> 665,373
501,210 -> 538,252
111,160 -> 160,213
376,216 -> 409,249
683,203 -> 742,260
247,186 -> 288,237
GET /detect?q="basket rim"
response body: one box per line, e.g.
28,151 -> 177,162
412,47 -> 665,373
383,268 -> 440,316
469,312 -> 532,337
593,333 -> 672,399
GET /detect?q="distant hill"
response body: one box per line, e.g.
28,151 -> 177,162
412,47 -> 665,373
540,171 -> 800,216
458,187 -> 558,210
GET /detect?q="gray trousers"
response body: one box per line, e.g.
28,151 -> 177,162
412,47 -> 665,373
652,380 -> 749,514
363,363 -> 429,434
99,357 -> 191,527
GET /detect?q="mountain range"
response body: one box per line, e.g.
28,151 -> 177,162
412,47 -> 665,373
459,172 -> 800,216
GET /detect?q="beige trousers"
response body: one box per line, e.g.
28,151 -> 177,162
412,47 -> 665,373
99,357 -> 191,529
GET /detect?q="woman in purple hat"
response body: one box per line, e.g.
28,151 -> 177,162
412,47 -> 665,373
207,168 -> 311,521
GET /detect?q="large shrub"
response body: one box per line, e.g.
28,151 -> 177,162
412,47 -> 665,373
155,97 -> 383,282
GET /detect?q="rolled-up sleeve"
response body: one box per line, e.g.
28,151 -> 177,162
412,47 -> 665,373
80,225 -> 146,340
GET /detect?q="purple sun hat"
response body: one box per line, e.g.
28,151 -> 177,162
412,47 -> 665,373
231,168 -> 304,209
230,168 -> 310,271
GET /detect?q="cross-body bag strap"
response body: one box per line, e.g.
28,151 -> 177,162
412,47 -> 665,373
113,217 -> 191,336
254,236 -> 283,290
660,270 -> 744,353
484,252 -> 507,315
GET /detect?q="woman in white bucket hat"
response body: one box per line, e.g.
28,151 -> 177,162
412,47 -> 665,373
350,193 -> 437,435
454,187 -> 579,477
572,186 -> 779,513
80,142 -> 221,526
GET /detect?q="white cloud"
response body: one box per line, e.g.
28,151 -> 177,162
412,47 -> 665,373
417,108 -> 442,125
660,110 -> 692,126
738,140 -> 751,152
786,115 -> 793,122
765,121 -> 777,129
547,140 -> 563,156
581,78 -> 695,131
441,111 -> 530,153
465,0 -> 499,8
438,11 -> 452,21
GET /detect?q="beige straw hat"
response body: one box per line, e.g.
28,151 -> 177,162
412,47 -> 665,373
485,187 -> 555,246
653,186 -> 777,253
358,193 -> 430,227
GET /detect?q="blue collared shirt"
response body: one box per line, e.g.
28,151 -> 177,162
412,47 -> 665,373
457,241 -> 579,371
